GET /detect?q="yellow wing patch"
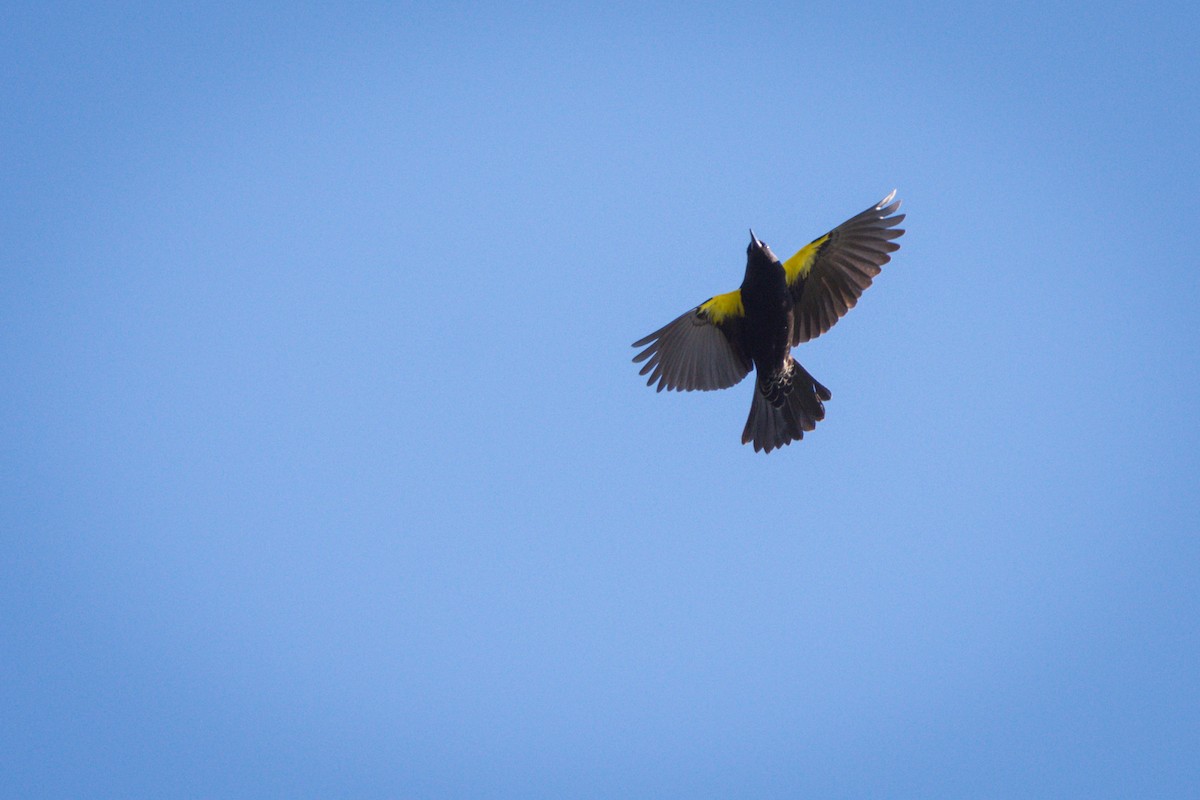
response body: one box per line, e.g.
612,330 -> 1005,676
783,234 -> 829,285
699,290 -> 744,323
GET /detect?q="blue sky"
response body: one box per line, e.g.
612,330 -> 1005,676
2,2 -> 1198,796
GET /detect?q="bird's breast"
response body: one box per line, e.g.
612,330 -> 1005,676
740,273 -> 792,370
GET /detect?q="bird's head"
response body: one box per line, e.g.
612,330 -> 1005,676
747,229 -> 779,263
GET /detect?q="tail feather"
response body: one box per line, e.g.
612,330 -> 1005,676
741,359 -> 830,453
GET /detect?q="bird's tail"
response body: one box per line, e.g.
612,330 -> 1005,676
741,358 -> 831,453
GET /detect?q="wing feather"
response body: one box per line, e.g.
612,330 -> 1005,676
785,191 -> 906,344
632,296 -> 751,392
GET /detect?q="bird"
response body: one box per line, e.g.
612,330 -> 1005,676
631,191 -> 905,453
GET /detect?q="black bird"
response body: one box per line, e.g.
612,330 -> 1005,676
632,191 -> 905,452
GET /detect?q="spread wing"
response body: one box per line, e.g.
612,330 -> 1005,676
631,290 -> 751,392
785,191 -> 905,345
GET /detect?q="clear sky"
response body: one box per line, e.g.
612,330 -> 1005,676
3,2 -> 1198,797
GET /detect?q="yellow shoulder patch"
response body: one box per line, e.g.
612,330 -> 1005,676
699,290 -> 744,323
783,234 -> 829,285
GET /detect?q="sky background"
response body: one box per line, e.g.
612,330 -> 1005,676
3,2 -> 1198,797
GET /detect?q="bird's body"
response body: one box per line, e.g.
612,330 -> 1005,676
632,191 -> 904,452
739,243 -> 791,373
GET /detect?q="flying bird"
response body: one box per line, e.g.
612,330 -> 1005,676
631,191 -> 905,452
